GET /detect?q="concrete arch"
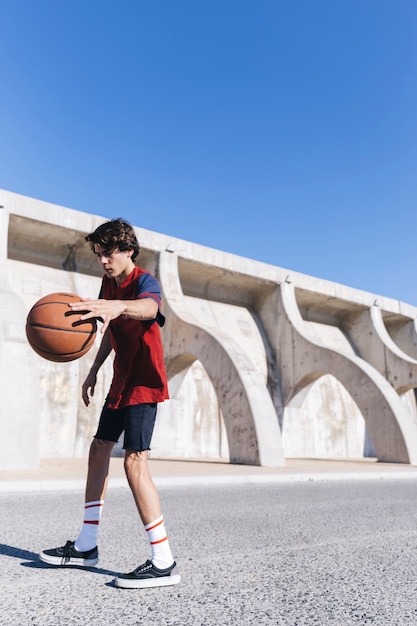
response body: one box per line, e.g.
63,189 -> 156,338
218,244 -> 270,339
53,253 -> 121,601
274,281 -> 417,464
154,354 -> 229,460
384,316 -> 417,361
283,373 -> 368,459
166,352 -> 197,384
343,305 -> 417,394
158,251 -> 285,467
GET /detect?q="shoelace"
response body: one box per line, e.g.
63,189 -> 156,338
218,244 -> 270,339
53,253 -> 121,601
134,560 -> 153,574
60,541 -> 74,565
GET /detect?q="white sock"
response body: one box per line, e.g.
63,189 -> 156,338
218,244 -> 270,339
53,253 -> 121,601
145,515 -> 174,569
74,500 -> 104,552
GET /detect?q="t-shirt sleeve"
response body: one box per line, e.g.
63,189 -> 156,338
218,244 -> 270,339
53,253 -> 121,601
136,272 -> 166,327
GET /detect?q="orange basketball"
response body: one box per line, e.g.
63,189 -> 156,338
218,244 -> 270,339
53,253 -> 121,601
26,292 -> 97,362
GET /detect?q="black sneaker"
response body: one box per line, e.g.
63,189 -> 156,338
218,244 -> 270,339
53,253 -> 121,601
114,560 -> 181,589
40,540 -> 99,567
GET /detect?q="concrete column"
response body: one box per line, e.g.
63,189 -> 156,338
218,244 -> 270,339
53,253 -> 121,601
159,251 -> 285,467
0,206 -> 41,469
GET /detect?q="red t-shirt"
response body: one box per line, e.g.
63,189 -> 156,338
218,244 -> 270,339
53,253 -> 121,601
100,266 -> 169,409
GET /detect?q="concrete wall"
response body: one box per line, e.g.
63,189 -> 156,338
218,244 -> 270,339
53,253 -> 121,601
2,189 -> 417,469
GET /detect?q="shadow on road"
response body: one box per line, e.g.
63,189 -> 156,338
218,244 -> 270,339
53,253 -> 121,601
0,543 -> 36,560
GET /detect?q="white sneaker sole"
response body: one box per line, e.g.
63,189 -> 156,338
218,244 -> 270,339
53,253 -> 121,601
114,574 -> 181,589
40,552 -> 98,567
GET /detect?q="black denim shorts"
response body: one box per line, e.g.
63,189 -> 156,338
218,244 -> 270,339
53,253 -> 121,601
94,402 -> 157,452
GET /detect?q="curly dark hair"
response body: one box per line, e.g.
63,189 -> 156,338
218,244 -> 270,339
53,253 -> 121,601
85,218 -> 140,261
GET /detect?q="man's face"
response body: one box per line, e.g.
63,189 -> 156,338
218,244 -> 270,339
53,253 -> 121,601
93,244 -> 133,280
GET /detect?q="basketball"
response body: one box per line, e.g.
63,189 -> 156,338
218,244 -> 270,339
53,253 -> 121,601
26,292 -> 97,362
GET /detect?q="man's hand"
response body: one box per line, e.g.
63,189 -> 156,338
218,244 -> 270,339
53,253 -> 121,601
82,369 -> 98,406
70,298 -> 126,333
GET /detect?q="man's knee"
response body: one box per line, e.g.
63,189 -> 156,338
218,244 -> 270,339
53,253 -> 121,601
89,438 -> 114,460
124,450 -> 150,476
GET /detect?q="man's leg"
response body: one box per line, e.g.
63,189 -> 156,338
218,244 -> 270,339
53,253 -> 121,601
85,438 -> 115,502
114,449 -> 180,588
73,438 -> 114,552
124,450 -> 161,524
39,438 -> 114,567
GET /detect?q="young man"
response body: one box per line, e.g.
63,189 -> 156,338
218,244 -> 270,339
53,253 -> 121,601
40,218 -> 180,589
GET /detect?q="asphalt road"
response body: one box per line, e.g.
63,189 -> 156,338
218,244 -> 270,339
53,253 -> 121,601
1,480 -> 417,626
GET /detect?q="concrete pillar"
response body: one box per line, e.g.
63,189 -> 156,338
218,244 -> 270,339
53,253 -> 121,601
0,206 -> 41,469
159,251 -> 285,467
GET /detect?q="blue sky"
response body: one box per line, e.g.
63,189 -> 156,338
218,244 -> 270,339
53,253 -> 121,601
1,1 -> 416,304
